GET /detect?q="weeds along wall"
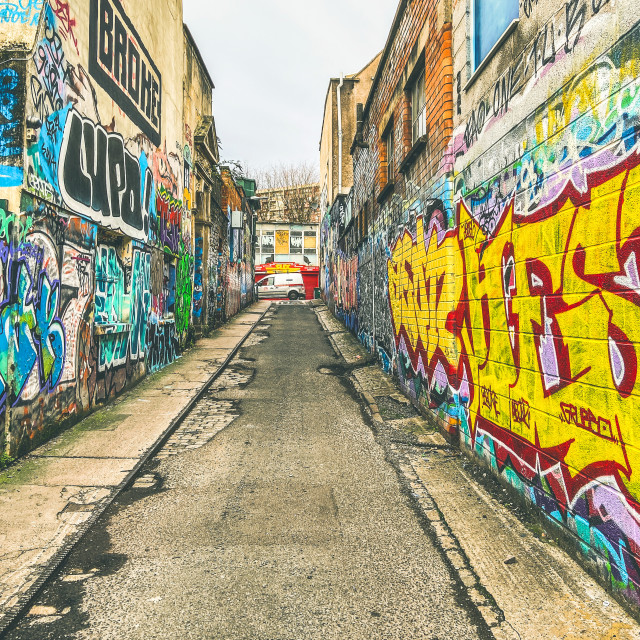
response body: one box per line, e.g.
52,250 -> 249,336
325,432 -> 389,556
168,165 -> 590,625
0,1 -> 253,458
322,0 -> 640,609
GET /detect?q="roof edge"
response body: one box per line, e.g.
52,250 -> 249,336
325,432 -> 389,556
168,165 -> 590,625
183,24 -> 215,91
362,0 -> 408,121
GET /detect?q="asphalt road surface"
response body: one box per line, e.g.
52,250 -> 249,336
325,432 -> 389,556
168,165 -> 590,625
5,304 -> 490,640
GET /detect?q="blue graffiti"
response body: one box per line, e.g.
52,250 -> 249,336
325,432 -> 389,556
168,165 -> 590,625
36,104 -> 70,191
98,328 -> 129,373
129,248 -> 150,361
147,320 -> 178,373
95,245 -> 124,325
0,248 -> 66,408
0,0 -> 43,25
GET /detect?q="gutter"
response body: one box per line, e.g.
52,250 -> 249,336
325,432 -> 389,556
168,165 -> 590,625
337,73 -> 344,194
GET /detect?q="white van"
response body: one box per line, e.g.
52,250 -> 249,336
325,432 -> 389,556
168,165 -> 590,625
256,272 -> 306,300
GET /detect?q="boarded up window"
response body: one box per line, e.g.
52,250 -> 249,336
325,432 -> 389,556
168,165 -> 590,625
275,230 -> 289,254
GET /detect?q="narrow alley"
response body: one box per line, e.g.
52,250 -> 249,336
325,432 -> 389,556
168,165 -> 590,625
3,303 -> 637,639
2,304 -> 486,639
1,0 -> 640,635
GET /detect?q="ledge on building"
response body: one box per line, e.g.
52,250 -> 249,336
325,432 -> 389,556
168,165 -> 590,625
94,323 -> 132,336
377,180 -> 395,204
350,134 -> 369,155
398,135 -> 428,174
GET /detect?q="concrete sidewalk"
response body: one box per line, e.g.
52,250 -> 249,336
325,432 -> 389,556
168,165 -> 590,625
314,303 -> 640,640
0,301 -> 270,633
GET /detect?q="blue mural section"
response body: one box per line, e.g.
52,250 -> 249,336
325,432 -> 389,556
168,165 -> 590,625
0,67 -> 25,187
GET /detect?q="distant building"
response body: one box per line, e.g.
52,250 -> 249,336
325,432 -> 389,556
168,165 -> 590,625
255,183 -> 320,266
318,54 -> 381,217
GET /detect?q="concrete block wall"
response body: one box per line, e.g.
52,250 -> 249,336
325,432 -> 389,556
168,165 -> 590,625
0,1 -> 254,458
322,0 -> 640,609
451,0 -> 640,607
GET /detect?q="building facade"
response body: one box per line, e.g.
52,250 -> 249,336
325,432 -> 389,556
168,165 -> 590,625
319,54 -> 381,217
321,0 -> 640,608
0,1 -> 254,458
255,183 -> 320,266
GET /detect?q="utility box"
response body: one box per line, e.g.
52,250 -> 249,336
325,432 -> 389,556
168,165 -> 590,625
231,210 -> 244,228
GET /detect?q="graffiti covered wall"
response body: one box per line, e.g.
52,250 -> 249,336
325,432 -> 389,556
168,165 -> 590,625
0,0 -> 194,455
322,0 -> 640,609
449,0 -> 640,607
0,1 -> 255,457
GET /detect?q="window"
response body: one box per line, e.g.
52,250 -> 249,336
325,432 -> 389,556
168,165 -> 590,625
474,0 -> 518,71
290,230 -> 303,254
304,231 -> 317,255
261,230 -> 275,253
275,230 -> 289,255
411,70 -> 426,144
385,128 -> 394,183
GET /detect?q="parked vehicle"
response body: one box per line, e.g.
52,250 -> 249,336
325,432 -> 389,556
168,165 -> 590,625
256,272 -> 306,300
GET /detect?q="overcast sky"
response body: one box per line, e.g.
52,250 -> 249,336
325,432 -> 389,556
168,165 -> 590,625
182,0 -> 397,174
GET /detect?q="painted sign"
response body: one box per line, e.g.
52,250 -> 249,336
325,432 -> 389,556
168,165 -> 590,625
89,0 -> 162,145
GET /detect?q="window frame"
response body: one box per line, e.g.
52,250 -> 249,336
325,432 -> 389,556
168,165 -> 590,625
290,229 -> 303,255
385,126 -> 395,184
471,0 -> 519,74
411,69 -> 426,145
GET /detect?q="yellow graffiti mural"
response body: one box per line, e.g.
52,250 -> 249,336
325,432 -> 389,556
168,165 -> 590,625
389,159 -> 640,505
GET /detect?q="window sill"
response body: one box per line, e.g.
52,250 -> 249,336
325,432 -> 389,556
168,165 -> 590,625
398,135 -> 428,174
464,19 -> 519,92
377,180 -> 395,204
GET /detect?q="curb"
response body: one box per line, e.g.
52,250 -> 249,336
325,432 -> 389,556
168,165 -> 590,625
0,305 -> 270,637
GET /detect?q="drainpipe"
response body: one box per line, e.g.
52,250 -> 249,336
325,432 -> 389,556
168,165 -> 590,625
337,73 -> 344,194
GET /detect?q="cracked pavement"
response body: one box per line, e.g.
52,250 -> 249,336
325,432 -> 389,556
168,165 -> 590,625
4,302 -> 638,639
5,303 -> 490,640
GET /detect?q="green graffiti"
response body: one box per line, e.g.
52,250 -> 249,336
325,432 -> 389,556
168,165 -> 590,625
0,209 -> 33,245
175,242 -> 193,335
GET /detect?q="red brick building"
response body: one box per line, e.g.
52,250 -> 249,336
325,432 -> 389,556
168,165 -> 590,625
322,0 -> 456,425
